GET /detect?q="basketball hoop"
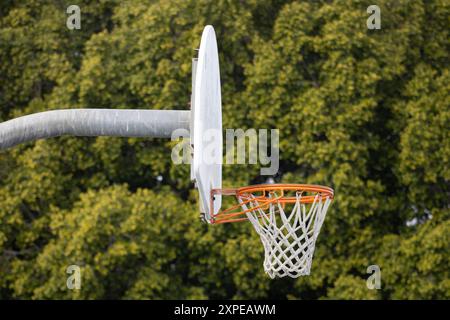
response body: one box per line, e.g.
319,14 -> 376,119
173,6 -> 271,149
211,184 -> 334,278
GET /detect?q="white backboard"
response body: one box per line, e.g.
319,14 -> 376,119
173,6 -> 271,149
192,25 -> 222,221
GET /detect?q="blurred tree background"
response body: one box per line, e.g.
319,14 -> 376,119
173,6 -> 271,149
0,0 -> 448,299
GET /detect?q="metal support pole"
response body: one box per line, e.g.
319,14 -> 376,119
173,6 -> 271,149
0,109 -> 190,150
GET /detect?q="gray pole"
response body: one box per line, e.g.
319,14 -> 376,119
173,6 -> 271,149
0,109 -> 190,150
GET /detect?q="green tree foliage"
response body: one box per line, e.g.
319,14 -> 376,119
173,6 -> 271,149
0,0 -> 448,299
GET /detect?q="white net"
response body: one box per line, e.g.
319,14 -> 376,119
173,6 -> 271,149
238,192 -> 332,278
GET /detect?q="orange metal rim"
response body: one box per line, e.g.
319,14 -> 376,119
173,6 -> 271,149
237,184 -> 334,203
210,183 -> 334,224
